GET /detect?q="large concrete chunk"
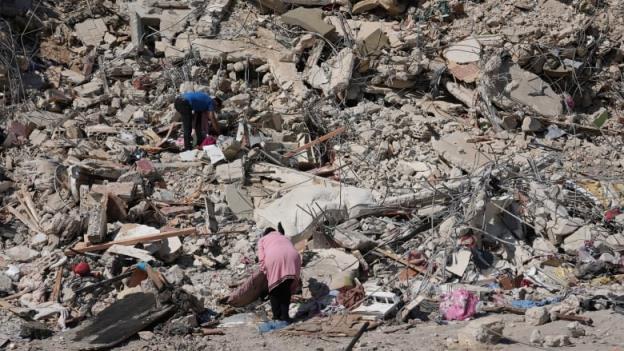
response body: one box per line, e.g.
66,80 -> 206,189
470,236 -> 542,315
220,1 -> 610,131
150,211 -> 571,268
225,184 -> 254,220
356,22 -> 389,56
254,184 -> 376,243
444,38 -> 481,64
488,63 -> 563,117
457,316 -> 505,347
86,192 -> 108,244
301,249 -> 359,298
268,58 -> 307,100
281,8 -> 335,37
74,19 -> 107,47
432,132 -> 492,172
508,64 -> 563,117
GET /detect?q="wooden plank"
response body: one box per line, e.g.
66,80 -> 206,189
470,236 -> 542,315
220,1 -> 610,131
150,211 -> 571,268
373,248 -> 427,274
50,267 -> 63,303
20,187 -> 41,225
284,127 -> 346,159
7,206 -> 40,233
159,206 -> 194,216
69,227 -> 197,254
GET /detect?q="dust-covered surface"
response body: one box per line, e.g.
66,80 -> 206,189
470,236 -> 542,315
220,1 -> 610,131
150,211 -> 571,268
1,0 -> 624,350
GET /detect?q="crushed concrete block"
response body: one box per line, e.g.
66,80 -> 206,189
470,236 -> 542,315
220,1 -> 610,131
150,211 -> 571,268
356,23 -> 389,56
29,129 -> 48,146
74,80 -> 104,98
155,237 -> 182,263
567,322 -> 585,337
117,105 -> 139,124
86,192 -> 108,244
397,160 -> 430,176
0,273 -> 13,294
74,19 -> 107,47
281,7 -> 335,37
91,182 -> 136,201
525,306 -> 549,326
169,314 -> 198,335
530,329 -> 544,345
521,117 -> 543,132
215,159 -> 244,184
457,316 -> 505,347
6,246 -> 39,262
544,335 -> 572,347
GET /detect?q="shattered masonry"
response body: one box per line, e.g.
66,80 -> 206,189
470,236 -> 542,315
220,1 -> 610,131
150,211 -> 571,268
1,0 -> 624,350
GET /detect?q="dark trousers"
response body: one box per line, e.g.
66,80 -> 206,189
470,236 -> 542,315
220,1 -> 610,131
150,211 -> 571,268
174,97 -> 204,150
269,279 -> 293,321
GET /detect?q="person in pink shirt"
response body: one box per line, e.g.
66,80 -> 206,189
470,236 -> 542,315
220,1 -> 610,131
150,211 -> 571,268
257,224 -> 301,322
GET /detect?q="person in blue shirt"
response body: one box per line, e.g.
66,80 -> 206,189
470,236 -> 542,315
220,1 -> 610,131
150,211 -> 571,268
174,91 -> 222,150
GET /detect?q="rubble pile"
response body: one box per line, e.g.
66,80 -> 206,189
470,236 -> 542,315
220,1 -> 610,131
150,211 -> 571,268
0,0 -> 624,349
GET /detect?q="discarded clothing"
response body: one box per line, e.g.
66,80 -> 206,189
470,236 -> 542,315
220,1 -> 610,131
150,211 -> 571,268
258,320 -> 290,334
439,289 -> 478,321
510,296 -> 561,309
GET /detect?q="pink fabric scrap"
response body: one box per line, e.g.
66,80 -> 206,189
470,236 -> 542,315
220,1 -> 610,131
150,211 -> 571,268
439,288 -> 478,321
200,135 -> 217,147
257,231 -> 302,293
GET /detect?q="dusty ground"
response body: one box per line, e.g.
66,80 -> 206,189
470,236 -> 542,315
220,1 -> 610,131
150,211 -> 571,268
2,309 -> 623,350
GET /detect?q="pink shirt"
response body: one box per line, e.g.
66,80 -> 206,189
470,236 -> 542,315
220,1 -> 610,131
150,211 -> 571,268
258,231 -> 301,292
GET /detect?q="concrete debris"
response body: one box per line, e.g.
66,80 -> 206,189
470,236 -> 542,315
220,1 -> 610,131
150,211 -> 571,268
281,8 -> 335,38
444,38 -> 481,64
1,0 -> 624,349
74,19 -> 107,47
525,306 -> 550,326
457,317 -> 505,347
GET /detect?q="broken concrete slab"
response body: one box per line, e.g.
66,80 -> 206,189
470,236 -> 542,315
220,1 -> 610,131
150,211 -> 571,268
74,19 -> 107,47
5,246 -> 39,262
457,316 -> 505,347
254,184 -> 376,243
432,132 -> 492,172
444,38 -> 481,64
332,219 -> 376,251
225,184 -> 254,220
215,159 -> 245,184
65,292 -> 174,349
490,63 -> 564,117
74,80 -> 104,98
352,0 -> 405,15
356,22 -> 390,56
281,8 -> 336,38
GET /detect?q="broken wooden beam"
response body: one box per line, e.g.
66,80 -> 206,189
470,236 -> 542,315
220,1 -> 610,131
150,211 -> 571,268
284,127 -> 346,159
373,248 -> 428,274
68,227 -> 197,254
50,267 -> 63,303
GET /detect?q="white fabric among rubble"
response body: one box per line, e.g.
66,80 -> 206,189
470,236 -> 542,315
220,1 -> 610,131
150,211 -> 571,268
254,184 -> 376,241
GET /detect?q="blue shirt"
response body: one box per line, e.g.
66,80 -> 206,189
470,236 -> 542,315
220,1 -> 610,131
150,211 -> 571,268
181,92 -> 215,112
